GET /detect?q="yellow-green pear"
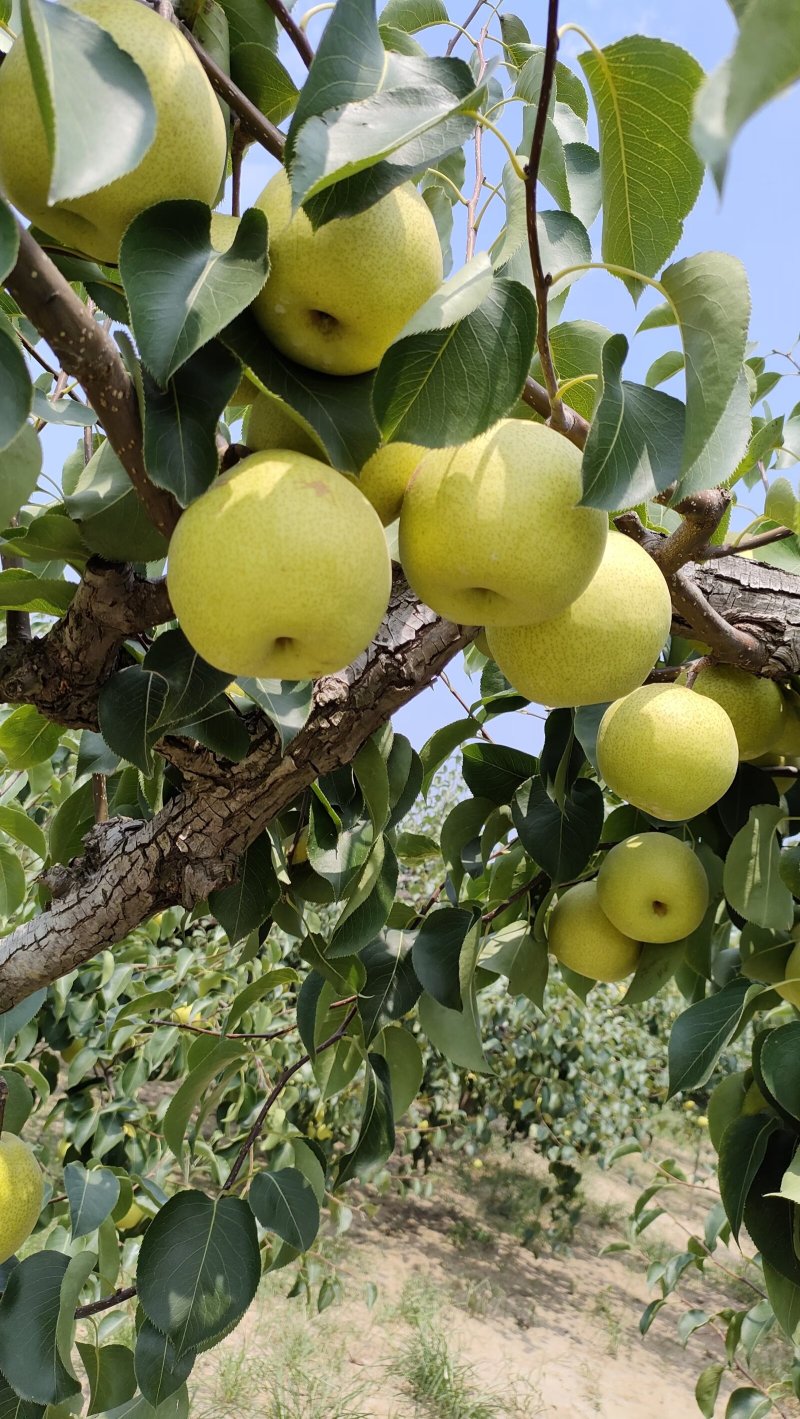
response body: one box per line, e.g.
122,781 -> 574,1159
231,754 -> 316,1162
0,0 -> 227,263
677,665 -> 784,760
244,392 -> 326,459
251,171 -> 443,375
116,1200 -> 147,1233
597,684 -> 738,822
486,531 -> 671,707
776,940 -> 800,1010
596,832 -> 709,943
168,451 -> 392,679
399,420 -> 607,626
0,1134 -> 43,1263
548,880 -> 641,983
359,444 -> 425,526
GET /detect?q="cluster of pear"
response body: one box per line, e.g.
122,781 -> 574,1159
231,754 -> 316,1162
0,1125 -> 42,1264
547,832 -> 709,984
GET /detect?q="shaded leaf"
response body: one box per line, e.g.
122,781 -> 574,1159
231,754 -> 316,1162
0,1253 -> 79,1407
64,1163 -> 119,1240
667,977 -> 751,1096
237,678 -> 313,750
0,425 -> 42,530
77,1341 -> 137,1415
411,908 -> 474,1011
142,343 -> 240,506
336,1053 -> 396,1186
719,1113 -> 779,1239
209,835 -> 279,944
724,805 -> 793,931
512,776 -> 602,884
249,1168 -> 320,1251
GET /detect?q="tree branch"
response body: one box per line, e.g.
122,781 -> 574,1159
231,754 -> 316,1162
0,575 -> 472,1010
520,375 -> 589,447
5,225 -> 181,539
180,25 -> 286,160
261,0 -> 314,67
524,0 -> 564,430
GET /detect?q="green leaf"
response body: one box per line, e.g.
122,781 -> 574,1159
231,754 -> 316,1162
336,1053 -> 396,1186
0,705 -> 62,770
98,666 -> 168,776
621,938 -> 689,1006
724,805 -> 793,931
230,43 -> 298,126
209,835 -> 279,944
512,776 -> 603,884
578,36 -> 703,283
0,571 -> 74,617
137,1191 -> 260,1358
0,1373 -> 44,1417
77,1341 -> 137,1415
660,253 -> 751,482
289,53 -> 477,206
420,719 -> 475,793
763,1260 -> 800,1342
102,1388 -> 190,1419
237,678 -> 313,749
645,350 -> 684,389
374,277 -> 536,446
725,1389 -> 773,1419
143,632 -> 233,734
667,977 -> 751,1096
328,837 -> 398,956
759,1023 -> 800,1123
0,991 -> 45,1058
286,0 -> 386,168
358,931 -> 421,1040
693,0 -> 800,189
19,0 -> 156,204
579,334 -> 685,511
531,320 -> 609,422
379,0 -> 447,30
0,845 -> 24,918
411,908 -> 474,1011
0,1253 -> 80,1407
163,1038 -> 244,1161
719,1112 -> 779,1239
353,737 -> 391,833
0,425 -> 42,529
461,743 -> 539,806
0,202 -> 19,285
677,367 -> 752,500
0,1069 -> 34,1135
49,780 -> 94,866
64,1163 -> 119,1241
0,322 -> 31,455
76,731 -> 120,781
218,0 -> 277,50
221,313 -> 379,473
64,440 -> 168,563
373,1024 -> 423,1119
695,1364 -> 725,1419
249,1168 -> 320,1251
120,203 -> 269,385
142,343 -> 240,507
134,1321 -> 195,1411
56,1250 -> 98,1382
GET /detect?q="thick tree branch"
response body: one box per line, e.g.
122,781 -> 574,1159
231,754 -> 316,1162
5,225 -> 181,539
0,576 -> 472,1010
520,375 -> 589,447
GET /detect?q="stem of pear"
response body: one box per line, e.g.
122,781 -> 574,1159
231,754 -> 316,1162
0,1076 -> 7,1139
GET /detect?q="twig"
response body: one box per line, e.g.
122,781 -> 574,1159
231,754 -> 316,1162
231,120 -> 245,218
222,1005 -> 358,1192
263,0 -> 313,66
75,1284 -> 137,1319
520,375 -> 589,448
440,671 -> 493,742
92,775 -> 109,825
180,25 -> 285,160
701,525 -> 794,559
445,0 -> 487,55
481,870 -> 549,925
524,0 -> 565,431
151,1018 -> 296,1041
0,1075 -> 7,1137
465,20 -> 490,261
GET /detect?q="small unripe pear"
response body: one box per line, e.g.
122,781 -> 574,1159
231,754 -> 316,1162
597,833 -> 709,943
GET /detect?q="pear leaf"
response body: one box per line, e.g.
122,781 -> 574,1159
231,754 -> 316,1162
19,0 -> 156,204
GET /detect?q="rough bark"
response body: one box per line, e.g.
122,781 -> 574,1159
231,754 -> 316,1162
0,579 -> 471,1010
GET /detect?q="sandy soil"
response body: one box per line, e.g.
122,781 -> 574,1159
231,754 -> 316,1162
193,1141 -> 794,1418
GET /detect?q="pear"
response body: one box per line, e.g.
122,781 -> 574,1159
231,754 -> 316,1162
548,880 -> 641,983
244,392 -> 326,459
772,694 -> 800,756
251,171 -> 443,375
0,1134 -> 42,1263
597,684 -> 739,821
0,0 -> 227,263
359,443 -> 425,526
677,664 -> 784,760
167,450 -> 392,680
487,531 -> 671,707
776,940 -> 800,1010
399,420 -> 607,627
596,832 -> 709,943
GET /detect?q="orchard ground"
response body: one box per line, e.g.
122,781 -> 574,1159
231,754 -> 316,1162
189,1128 -> 794,1418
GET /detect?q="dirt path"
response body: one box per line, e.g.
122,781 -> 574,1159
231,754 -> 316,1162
192,1141 -> 791,1418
